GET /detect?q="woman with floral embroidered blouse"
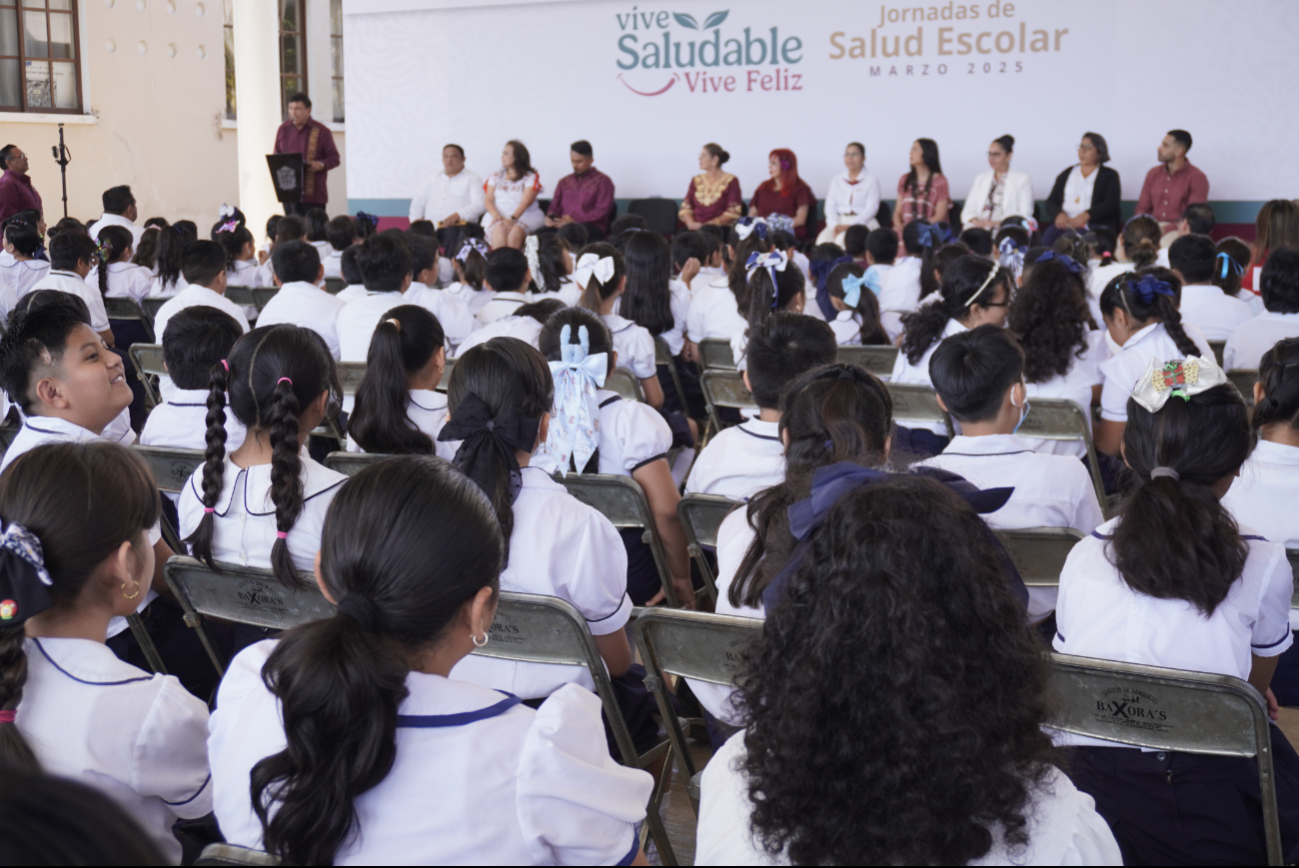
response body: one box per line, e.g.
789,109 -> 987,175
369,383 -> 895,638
680,143 -> 743,230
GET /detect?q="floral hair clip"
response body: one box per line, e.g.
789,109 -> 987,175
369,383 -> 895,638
1131,355 -> 1228,413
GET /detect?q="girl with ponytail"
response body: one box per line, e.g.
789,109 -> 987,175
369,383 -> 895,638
179,324 -> 346,591
684,218 -> 771,357
527,233 -> 579,305
446,236 -> 492,314
148,223 -> 188,297
215,218 -> 260,289
825,261 -> 890,346
208,455 -> 653,865
91,225 -> 149,303
1094,266 -> 1213,455
1055,355 -> 1299,865
576,242 -> 665,407
347,304 -> 454,458
731,250 -> 806,372
0,441 -> 211,864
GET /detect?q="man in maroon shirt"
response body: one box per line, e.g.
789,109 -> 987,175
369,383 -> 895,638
273,93 -> 341,216
1135,130 -> 1209,232
545,140 -> 615,239
0,145 -> 45,231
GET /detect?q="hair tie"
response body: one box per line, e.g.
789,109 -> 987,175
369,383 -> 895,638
1216,251 -> 1244,280
1126,275 -> 1175,306
746,250 -> 789,309
220,359 -> 229,372
384,318 -> 401,331
203,507 -> 215,514
524,234 -> 542,286
964,262 -> 1001,307
546,324 -> 609,475
0,711 -> 14,724
216,220 -> 238,234
840,273 -> 871,308
1150,467 -> 1180,481
275,531 -> 288,539
276,377 -> 293,386
734,216 -> 769,242
1034,249 -> 1085,275
336,591 -> 382,633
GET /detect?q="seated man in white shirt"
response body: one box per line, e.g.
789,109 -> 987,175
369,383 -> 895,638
1224,247 -> 1299,371
140,305 -> 246,450
476,248 -> 533,325
410,143 -> 486,278
86,184 -> 146,250
401,234 -> 478,351
685,313 -> 837,500
917,325 -> 1104,622
1169,233 -> 1251,342
255,240 -> 345,359
321,215 -> 356,280
29,232 -> 113,347
336,231 -> 413,364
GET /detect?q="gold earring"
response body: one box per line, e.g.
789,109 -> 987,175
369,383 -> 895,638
121,582 -> 140,600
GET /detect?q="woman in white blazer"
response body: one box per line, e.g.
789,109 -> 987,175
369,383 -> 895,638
961,134 -> 1034,230
816,142 -> 882,245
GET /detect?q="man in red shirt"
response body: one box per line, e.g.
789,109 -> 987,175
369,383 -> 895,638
0,145 -> 45,231
1135,130 -> 1209,232
545,140 -> 615,239
273,93 -> 341,216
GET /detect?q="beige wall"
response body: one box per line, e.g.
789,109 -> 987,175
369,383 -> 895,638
0,0 -> 346,244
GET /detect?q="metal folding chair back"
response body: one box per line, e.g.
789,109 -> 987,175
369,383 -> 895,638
1288,550 -> 1299,609
133,444 -> 204,496
1014,398 -> 1107,511
129,342 -> 166,408
1229,369 -> 1259,407
885,382 -> 955,438
323,277 -> 346,295
251,287 -> 279,310
605,366 -> 645,402
223,285 -> 257,309
697,338 -> 736,370
994,527 -> 1084,588
163,556 -> 331,675
838,344 -> 898,379
196,843 -> 280,866
1049,652 -> 1283,864
655,336 -> 687,410
556,472 -> 679,608
142,297 -> 168,320
323,451 -> 390,477
337,360 -> 366,396
437,356 -> 456,392
699,369 -> 754,438
677,494 -> 740,603
473,592 -> 675,863
104,297 -> 155,341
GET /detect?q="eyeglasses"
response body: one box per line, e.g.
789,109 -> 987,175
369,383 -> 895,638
1077,143 -> 1096,151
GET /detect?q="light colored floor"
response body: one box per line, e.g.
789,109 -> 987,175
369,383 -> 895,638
1278,707 -> 1299,745
646,738 -> 713,866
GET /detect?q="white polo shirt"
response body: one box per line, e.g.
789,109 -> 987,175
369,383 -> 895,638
878,255 -> 922,341
1178,284 -> 1254,343
1023,329 -> 1106,458
0,257 -> 50,299
336,290 -> 406,362
321,248 -> 345,280
533,391 -> 671,477
686,276 -> 746,341
917,433 -> 1105,620
453,313 -> 544,358
140,387 -> 247,452
255,280 -> 346,360
685,418 -> 784,500
226,259 -> 264,289
28,269 -> 110,332
148,273 -> 188,298
402,281 -> 481,351
890,316 -> 968,435
476,291 -> 530,325
345,388 -> 455,462
16,637 -> 212,865
442,281 -> 493,315
1098,322 -> 1212,423
450,466 -> 631,699
152,284 -> 252,403
86,261 -> 153,305
408,168 -> 487,224
1223,310 -> 1299,371
603,313 -> 656,379
211,644 -> 648,866
1222,440 -> 1299,551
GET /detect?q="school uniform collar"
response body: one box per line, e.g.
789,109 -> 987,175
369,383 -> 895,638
487,291 -> 528,304
408,281 -> 434,294
1180,284 -> 1224,302
942,317 -> 970,338
1252,439 -> 1299,465
1122,321 -> 1161,348
21,414 -> 100,442
519,463 -> 564,492
737,418 -> 781,441
181,283 -> 227,304
95,212 -> 137,231
166,388 -> 211,408
408,389 -> 447,412
602,313 -> 636,334
396,674 -> 522,728
30,636 -> 154,686
442,281 -> 475,296
365,289 -> 403,298
107,261 -> 144,275
1260,310 -> 1299,322
940,433 -> 1034,457
187,453 -> 346,516
48,269 -> 82,280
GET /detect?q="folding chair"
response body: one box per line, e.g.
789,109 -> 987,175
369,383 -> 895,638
163,556 -> 331,676
223,285 -> 257,309
473,592 -> 675,864
634,607 -> 762,819
628,198 -> 680,236
885,382 -> 955,438
251,287 -> 280,311
677,494 -> 740,604
605,366 -> 646,402
1049,652 -> 1284,865
323,277 -> 346,295
699,369 -> 754,442
104,297 -> 155,342
697,338 -> 736,371
1288,550 -> 1299,610
336,360 -> 366,397
837,344 -> 898,380
655,336 -> 687,411
196,844 -> 279,866
994,527 -> 1084,590
1229,369 -> 1259,407
142,297 -> 168,321
556,472 -> 681,608
128,342 -> 166,409
323,451 -> 390,477
1014,398 -> 1107,513
1208,340 -> 1226,367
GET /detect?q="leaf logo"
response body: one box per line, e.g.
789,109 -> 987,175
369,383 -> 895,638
673,12 -> 698,29
673,10 -> 728,30
703,10 -> 729,28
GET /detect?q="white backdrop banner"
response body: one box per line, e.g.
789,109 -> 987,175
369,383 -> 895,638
344,0 -> 1299,211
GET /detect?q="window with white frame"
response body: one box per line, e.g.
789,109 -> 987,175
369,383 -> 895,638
0,0 -> 81,113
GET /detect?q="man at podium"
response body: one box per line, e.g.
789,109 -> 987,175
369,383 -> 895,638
274,93 -> 340,215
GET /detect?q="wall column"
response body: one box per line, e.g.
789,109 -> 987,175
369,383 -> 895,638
232,0 -> 283,240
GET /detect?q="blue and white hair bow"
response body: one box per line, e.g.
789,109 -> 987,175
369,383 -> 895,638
916,223 -> 941,248
573,253 -> 616,290
1127,274 -> 1175,305
840,272 -> 871,308
545,325 -> 608,475
735,216 -> 769,242
998,236 -> 1028,275
218,204 -> 236,220
456,238 -> 490,263
1034,249 -> 1085,274
746,250 -> 789,309
1217,251 -> 1244,280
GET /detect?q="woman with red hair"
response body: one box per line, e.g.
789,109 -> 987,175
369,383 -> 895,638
750,149 -> 815,241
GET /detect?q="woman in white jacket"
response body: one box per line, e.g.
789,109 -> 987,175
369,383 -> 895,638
816,142 -> 882,245
961,134 -> 1034,230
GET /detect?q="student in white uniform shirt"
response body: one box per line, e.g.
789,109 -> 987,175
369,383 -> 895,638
0,442 -> 213,866
208,456 -> 652,866
345,304 -> 455,460
321,214 -> 356,280
254,240 -> 345,359
303,207 -> 332,262
0,218 -> 49,307
1007,251 -> 1106,457
476,247 -> 533,326
824,261 -> 890,346
696,471 -> 1120,866
1224,247 -> 1299,370
444,237 -> 494,314
668,229 -> 710,293
1053,356 -> 1299,865
613,230 -> 691,362
179,325 -> 346,593
684,220 -> 770,358
685,313 -> 836,499
27,233 -> 113,345
525,232 -> 580,306
216,222 -> 264,289
891,257 -> 1013,443
85,184 -> 147,250
917,327 -> 1104,622
1087,215 -> 1160,301
815,141 -> 882,245
400,235 -> 479,352
535,310 -> 694,608
147,226 -> 188,298
1093,268 -> 1212,456
250,215 -> 305,292
728,249 -> 806,372
1169,234 -> 1252,342
574,243 -> 664,406
140,306 -> 248,451
330,244 -> 367,304
443,339 -> 659,758
877,218 -> 937,340
453,296 -> 565,358
89,225 -> 152,305
335,232 -> 413,364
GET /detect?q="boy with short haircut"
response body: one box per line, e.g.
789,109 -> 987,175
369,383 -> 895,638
671,230 -> 712,292
335,245 -> 366,303
685,313 -> 837,499
1224,247 -> 1299,370
917,325 -> 1103,621
141,306 -> 246,451
322,215 -> 356,280
29,232 -> 113,343
401,234 -> 479,350
335,232 -> 412,363
1169,233 -> 1251,341
256,239 -> 345,359
476,248 -> 532,325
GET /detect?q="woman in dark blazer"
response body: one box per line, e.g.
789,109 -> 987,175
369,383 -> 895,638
1043,132 -> 1121,244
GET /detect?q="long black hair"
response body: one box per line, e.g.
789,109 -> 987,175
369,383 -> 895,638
1098,267 -> 1200,357
94,225 -> 133,299
732,364 -> 893,610
155,223 -> 186,290
900,257 -> 1011,365
1007,257 -> 1093,383
826,262 -> 889,345
620,231 -> 675,337
250,456 -> 505,866
903,138 -> 942,222
349,305 -> 445,456
727,228 -> 773,312
530,233 -> 569,295
1253,338 -> 1299,432
1120,215 -> 1162,269
186,325 -> 340,589
131,225 -> 161,271
745,256 -> 806,337
216,224 -> 255,274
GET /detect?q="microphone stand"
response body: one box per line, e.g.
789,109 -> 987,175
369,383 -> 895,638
50,124 -> 70,219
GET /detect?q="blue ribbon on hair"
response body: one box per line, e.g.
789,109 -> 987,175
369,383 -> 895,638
916,223 -> 938,248
736,216 -> 769,242
1034,249 -> 1085,275
841,273 -> 871,308
1127,275 -> 1175,305
746,250 -> 788,310
761,462 -> 1023,614
809,255 -> 853,320
355,211 -> 379,229
1217,252 -> 1244,280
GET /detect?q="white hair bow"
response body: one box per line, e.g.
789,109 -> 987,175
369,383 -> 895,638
544,324 -> 608,475
524,235 -> 542,289
218,204 -> 236,219
1130,355 -> 1228,413
734,216 -> 769,241
573,253 -> 615,290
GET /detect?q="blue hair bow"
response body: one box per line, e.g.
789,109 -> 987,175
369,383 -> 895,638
746,250 -> 789,309
840,272 -> 872,308
735,216 -> 769,242
544,324 -> 608,476
1034,249 -> 1085,275
1217,252 -> 1244,280
916,223 -> 938,248
1127,275 -> 1175,305
457,238 -> 491,262
998,236 -> 1028,274
355,211 -> 379,229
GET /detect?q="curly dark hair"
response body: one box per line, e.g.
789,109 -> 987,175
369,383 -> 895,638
734,474 -> 1059,865
1007,257 -> 1094,383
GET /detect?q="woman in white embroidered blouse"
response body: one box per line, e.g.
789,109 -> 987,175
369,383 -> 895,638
484,139 -> 545,250
816,141 -> 882,245
961,135 -> 1035,230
